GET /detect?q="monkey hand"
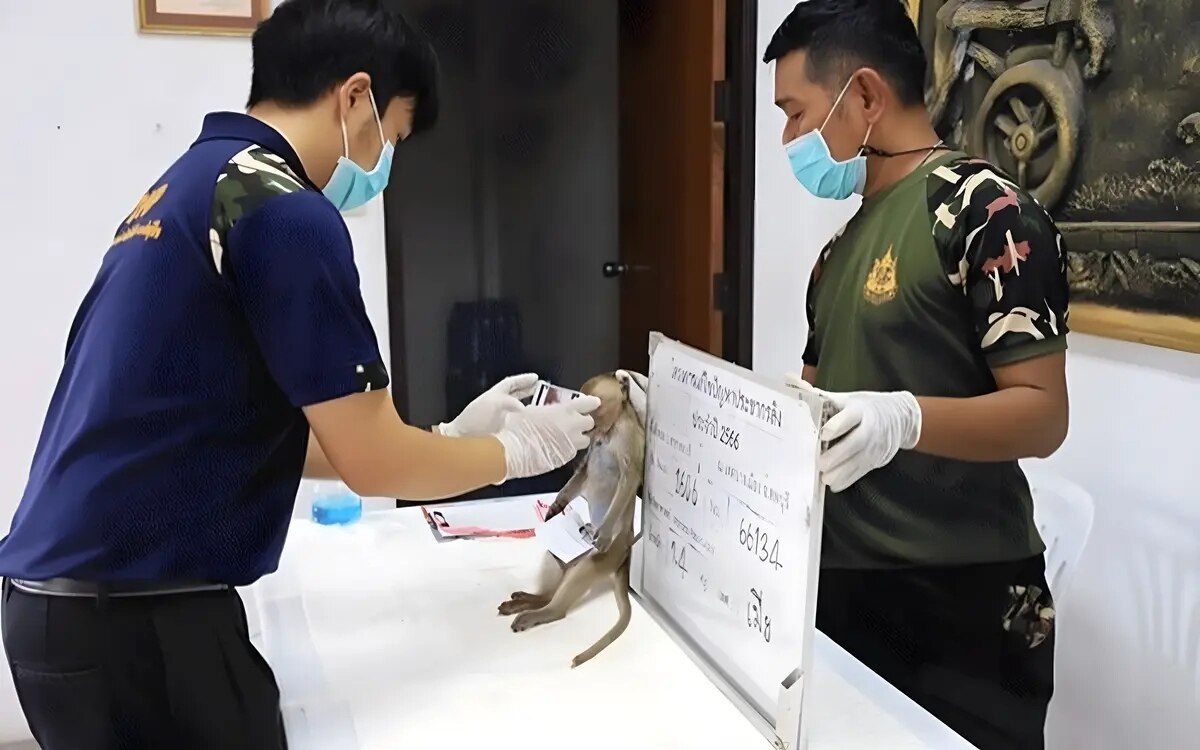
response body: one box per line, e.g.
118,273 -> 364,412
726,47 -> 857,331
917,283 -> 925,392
544,497 -> 568,521
615,370 -> 648,427
437,373 -> 540,438
580,523 -> 598,546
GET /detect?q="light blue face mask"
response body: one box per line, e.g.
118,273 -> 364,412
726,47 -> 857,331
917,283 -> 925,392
784,76 -> 874,201
322,90 -> 395,213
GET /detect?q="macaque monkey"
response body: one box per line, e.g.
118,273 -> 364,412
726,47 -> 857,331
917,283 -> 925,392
498,372 -> 645,668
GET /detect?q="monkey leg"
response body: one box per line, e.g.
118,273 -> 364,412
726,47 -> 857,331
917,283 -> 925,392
498,591 -> 549,615
511,555 -> 603,633
498,554 -> 563,616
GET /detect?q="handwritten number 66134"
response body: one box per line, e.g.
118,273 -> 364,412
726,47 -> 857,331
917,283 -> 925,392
739,519 -> 782,571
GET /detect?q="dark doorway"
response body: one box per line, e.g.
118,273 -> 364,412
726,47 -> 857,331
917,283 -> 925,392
382,0 -> 757,502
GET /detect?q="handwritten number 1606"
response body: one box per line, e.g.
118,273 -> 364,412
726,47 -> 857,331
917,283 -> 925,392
674,468 -> 698,506
739,519 -> 782,571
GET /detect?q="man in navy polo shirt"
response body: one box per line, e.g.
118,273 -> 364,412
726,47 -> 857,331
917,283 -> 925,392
0,1 -> 599,747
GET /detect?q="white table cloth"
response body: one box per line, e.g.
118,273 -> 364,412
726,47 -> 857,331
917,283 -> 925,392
246,500 -> 974,749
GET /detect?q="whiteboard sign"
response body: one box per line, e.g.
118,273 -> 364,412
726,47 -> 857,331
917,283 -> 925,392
634,333 -> 828,749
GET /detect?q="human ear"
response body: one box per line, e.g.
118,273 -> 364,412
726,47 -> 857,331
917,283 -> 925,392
337,73 -> 375,130
853,68 -> 890,127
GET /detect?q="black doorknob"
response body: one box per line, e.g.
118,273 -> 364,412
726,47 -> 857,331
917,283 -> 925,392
602,261 -> 628,278
603,261 -> 651,278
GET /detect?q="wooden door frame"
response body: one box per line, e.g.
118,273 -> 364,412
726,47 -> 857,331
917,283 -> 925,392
616,0 -> 758,373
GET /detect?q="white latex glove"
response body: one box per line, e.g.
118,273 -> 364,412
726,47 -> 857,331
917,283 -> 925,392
615,369 -> 647,427
784,373 -> 922,493
436,373 -> 539,438
494,396 -> 602,481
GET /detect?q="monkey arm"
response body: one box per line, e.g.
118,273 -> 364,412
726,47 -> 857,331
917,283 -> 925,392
545,464 -> 589,521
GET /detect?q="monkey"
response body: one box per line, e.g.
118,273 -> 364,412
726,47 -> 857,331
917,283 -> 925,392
497,372 -> 645,668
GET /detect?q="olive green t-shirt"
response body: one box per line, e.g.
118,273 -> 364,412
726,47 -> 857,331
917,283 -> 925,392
805,152 -> 1069,569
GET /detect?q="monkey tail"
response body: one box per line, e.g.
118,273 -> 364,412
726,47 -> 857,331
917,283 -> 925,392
570,560 -> 632,668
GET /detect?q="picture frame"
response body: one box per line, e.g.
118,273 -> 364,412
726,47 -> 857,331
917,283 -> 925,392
136,0 -> 272,37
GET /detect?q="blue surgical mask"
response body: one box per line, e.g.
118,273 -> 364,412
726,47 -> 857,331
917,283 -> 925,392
784,77 -> 873,201
322,90 -> 394,213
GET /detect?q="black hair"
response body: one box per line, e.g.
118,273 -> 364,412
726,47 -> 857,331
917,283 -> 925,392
762,0 -> 926,109
248,0 -> 439,133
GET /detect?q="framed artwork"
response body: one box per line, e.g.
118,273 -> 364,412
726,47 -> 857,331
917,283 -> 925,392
136,0 -> 272,37
915,0 -> 1200,353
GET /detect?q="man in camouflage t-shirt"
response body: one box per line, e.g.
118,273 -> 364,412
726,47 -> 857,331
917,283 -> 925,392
764,3 -> 1069,749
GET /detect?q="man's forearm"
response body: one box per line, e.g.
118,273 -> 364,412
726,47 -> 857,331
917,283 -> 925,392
303,431 -> 341,480
336,425 -> 506,501
374,428 -> 506,500
914,387 -> 1067,462
303,391 -> 507,501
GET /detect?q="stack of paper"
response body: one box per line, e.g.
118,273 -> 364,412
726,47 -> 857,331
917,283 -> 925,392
421,496 -> 552,542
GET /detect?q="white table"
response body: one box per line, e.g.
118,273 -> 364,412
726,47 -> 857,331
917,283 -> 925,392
246,500 -> 974,749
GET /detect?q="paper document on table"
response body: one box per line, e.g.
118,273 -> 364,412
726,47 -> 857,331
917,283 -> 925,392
534,498 -> 596,563
421,498 -> 544,541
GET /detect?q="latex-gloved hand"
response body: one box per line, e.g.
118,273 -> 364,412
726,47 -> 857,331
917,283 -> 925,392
615,370 -> 647,427
436,373 -> 539,438
784,373 -> 922,493
494,396 -> 602,481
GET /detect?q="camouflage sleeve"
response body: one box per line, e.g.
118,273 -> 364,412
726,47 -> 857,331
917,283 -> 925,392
214,147 -> 388,407
210,146 -> 309,274
801,244 -> 830,368
226,190 -> 389,407
934,160 -> 1070,368
801,263 -> 820,367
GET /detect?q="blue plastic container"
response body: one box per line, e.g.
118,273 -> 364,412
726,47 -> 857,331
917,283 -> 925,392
312,487 -> 362,526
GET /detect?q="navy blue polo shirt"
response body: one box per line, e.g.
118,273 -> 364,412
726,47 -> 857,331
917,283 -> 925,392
0,113 -> 389,585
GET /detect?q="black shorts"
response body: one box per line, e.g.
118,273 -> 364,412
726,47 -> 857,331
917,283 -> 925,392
1,579 -> 287,750
817,555 -> 1055,750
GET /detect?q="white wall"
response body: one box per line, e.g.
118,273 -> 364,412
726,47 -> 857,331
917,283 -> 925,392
1037,338 -> 1200,749
752,2 -> 858,380
752,1 -> 1200,748
0,2 -> 392,740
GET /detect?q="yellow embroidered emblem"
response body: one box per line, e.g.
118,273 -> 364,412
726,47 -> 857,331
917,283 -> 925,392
863,245 -> 898,305
113,183 -> 169,248
125,184 -> 168,224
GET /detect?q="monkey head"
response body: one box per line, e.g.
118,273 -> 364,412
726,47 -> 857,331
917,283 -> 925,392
578,372 -> 631,436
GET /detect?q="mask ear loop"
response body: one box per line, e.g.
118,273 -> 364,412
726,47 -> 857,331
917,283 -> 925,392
367,88 -> 389,149
340,87 -> 389,161
339,111 -> 350,160
819,75 -> 858,134
857,122 -> 875,157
